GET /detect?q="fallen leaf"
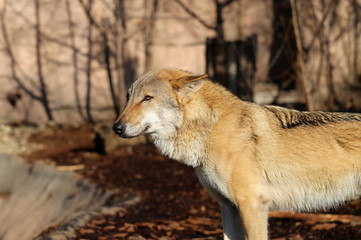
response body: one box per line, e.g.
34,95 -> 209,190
79,228 -> 95,235
138,222 -> 156,230
86,223 -> 100,229
156,224 -> 170,231
311,223 -> 337,231
112,232 -> 128,238
290,235 -> 304,240
103,225 -> 116,231
125,223 -> 136,233
91,218 -> 106,226
128,234 -> 147,240
186,217 -> 218,226
134,173 -> 143,179
150,233 -> 159,239
202,229 -> 224,235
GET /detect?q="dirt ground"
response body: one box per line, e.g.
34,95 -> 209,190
23,123 -> 361,240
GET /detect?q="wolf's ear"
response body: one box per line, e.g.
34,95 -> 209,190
170,74 -> 208,93
170,74 -> 208,104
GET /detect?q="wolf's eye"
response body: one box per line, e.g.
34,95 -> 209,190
143,95 -> 153,101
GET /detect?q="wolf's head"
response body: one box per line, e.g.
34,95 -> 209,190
112,68 -> 208,139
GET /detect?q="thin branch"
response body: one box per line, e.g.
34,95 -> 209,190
220,0 -> 235,8
78,0 -> 104,34
304,0 -> 338,110
174,0 -> 216,31
9,5 -> 95,57
151,41 -> 205,47
304,0 -> 337,50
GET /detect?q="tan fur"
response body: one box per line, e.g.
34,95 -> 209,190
113,67 -> 361,240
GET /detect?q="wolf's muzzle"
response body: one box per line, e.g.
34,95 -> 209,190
112,121 -> 126,136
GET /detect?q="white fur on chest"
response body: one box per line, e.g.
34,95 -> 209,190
196,166 -> 230,200
152,133 -> 205,167
154,133 -> 231,200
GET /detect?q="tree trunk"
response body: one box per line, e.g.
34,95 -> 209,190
144,0 -> 158,72
35,0 -> 53,121
290,0 -> 314,111
103,32 -> 120,116
115,0 -> 127,111
65,0 -> 86,121
85,0 -> 93,122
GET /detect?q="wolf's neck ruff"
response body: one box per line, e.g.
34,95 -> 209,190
151,93 -> 219,167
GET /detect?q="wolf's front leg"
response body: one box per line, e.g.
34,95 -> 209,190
236,195 -> 269,240
218,196 -> 246,240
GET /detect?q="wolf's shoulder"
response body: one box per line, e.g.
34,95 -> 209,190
262,105 -> 361,129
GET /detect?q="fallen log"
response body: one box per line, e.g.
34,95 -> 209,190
269,211 -> 361,226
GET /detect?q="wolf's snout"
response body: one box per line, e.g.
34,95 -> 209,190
112,121 -> 126,136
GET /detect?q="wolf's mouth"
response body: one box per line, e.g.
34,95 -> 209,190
116,125 -> 150,139
142,125 -> 150,133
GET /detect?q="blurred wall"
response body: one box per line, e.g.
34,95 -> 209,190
0,0 -> 274,123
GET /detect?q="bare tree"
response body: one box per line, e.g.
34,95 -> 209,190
174,0 -> 238,92
78,0 -> 120,116
65,0 -> 86,121
290,0 -> 314,111
1,0 -> 55,121
84,0 -> 94,122
297,0 -> 360,111
34,0 -> 53,120
214,0 -> 235,41
114,0 -> 127,111
144,0 -> 159,72
306,0 -> 339,110
351,0 -> 360,84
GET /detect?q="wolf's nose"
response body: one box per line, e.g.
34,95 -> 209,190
112,121 -> 126,136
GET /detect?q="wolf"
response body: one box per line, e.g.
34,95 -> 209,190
112,67 -> 361,240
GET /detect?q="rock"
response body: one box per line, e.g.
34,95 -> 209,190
253,83 -> 279,105
277,90 -> 306,105
0,124 -> 40,155
0,154 -> 112,240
